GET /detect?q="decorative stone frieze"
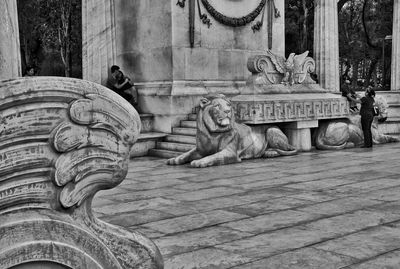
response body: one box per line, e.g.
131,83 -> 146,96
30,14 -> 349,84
232,94 -> 349,124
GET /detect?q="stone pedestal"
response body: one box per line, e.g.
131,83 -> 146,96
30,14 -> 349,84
232,93 -> 349,151
391,0 -> 400,91
313,0 -> 340,92
0,0 -> 21,79
285,120 -> 318,151
82,0 -> 116,85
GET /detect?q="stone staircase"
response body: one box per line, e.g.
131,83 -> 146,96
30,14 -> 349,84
148,112 -> 197,158
130,114 -> 168,158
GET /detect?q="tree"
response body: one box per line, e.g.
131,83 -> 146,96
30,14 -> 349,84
338,0 -> 393,89
285,0 -> 315,57
18,0 -> 81,77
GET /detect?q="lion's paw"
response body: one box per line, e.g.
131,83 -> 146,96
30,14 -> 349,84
263,150 -> 279,158
166,157 -> 179,165
190,159 -> 210,168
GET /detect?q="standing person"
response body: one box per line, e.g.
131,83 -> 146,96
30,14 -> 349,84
358,87 -> 376,148
106,65 -> 138,108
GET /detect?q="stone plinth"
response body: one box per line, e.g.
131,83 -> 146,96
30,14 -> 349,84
0,0 -> 21,79
232,93 -> 350,151
313,0 -> 340,92
391,0 -> 400,91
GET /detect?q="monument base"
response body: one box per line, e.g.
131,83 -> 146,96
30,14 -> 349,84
232,92 -> 350,151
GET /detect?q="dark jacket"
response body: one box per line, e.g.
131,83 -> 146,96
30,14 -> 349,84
360,96 -> 374,117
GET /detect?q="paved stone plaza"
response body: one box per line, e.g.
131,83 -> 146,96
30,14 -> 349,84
94,143 -> 400,269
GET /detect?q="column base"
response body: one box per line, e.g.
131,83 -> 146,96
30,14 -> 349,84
285,120 -> 319,151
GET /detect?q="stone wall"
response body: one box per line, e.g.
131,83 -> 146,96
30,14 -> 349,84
114,0 -> 285,83
114,1 -> 173,82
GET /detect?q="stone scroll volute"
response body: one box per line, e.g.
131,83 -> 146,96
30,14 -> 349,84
0,77 -> 163,269
247,50 -> 316,86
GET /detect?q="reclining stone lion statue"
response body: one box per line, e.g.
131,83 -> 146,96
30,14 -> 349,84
167,94 -> 297,168
315,95 -> 399,149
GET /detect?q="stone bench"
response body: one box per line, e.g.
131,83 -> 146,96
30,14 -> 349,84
0,77 -> 163,269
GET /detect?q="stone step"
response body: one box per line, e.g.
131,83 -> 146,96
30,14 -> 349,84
378,92 -> 400,104
188,113 -> 197,121
148,149 -> 181,159
140,113 -> 154,133
130,132 -> 168,158
181,120 -> 197,128
165,134 -> 196,144
378,120 -> 400,134
172,127 -> 197,136
157,142 -> 195,152
387,105 -> 400,115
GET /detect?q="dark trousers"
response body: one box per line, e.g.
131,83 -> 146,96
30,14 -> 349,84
361,115 -> 374,147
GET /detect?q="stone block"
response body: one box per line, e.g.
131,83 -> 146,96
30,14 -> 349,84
285,120 -> 319,129
184,48 -> 219,80
118,47 -> 173,82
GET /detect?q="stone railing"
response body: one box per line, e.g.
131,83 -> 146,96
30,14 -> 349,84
0,77 -> 163,269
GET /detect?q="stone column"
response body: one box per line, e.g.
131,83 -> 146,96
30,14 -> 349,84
313,0 -> 340,92
391,0 -> 400,91
0,0 -> 21,79
272,0 -> 285,56
285,120 -> 318,151
82,0 -> 116,85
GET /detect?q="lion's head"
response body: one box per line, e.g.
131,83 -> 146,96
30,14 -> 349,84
375,95 -> 388,123
199,94 -> 233,133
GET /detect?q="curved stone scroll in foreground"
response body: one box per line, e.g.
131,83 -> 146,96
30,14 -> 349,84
0,77 -> 163,269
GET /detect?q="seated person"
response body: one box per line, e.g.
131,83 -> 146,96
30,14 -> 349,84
107,65 -> 138,107
341,79 -> 359,112
24,66 -> 36,77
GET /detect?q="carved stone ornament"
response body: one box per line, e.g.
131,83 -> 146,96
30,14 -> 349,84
247,50 -> 316,86
200,0 -> 266,27
0,77 -> 163,269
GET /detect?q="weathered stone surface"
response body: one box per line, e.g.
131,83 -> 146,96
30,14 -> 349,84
229,247 -> 356,269
0,77 -> 162,268
92,142 -> 400,268
0,0 -> 21,79
314,226 -> 400,260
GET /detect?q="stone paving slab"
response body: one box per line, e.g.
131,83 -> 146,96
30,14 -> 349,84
94,142 -> 400,268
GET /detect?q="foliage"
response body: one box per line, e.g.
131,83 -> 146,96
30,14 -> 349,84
285,0 -> 315,57
286,0 -> 393,90
339,0 -> 393,90
17,0 -> 81,77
